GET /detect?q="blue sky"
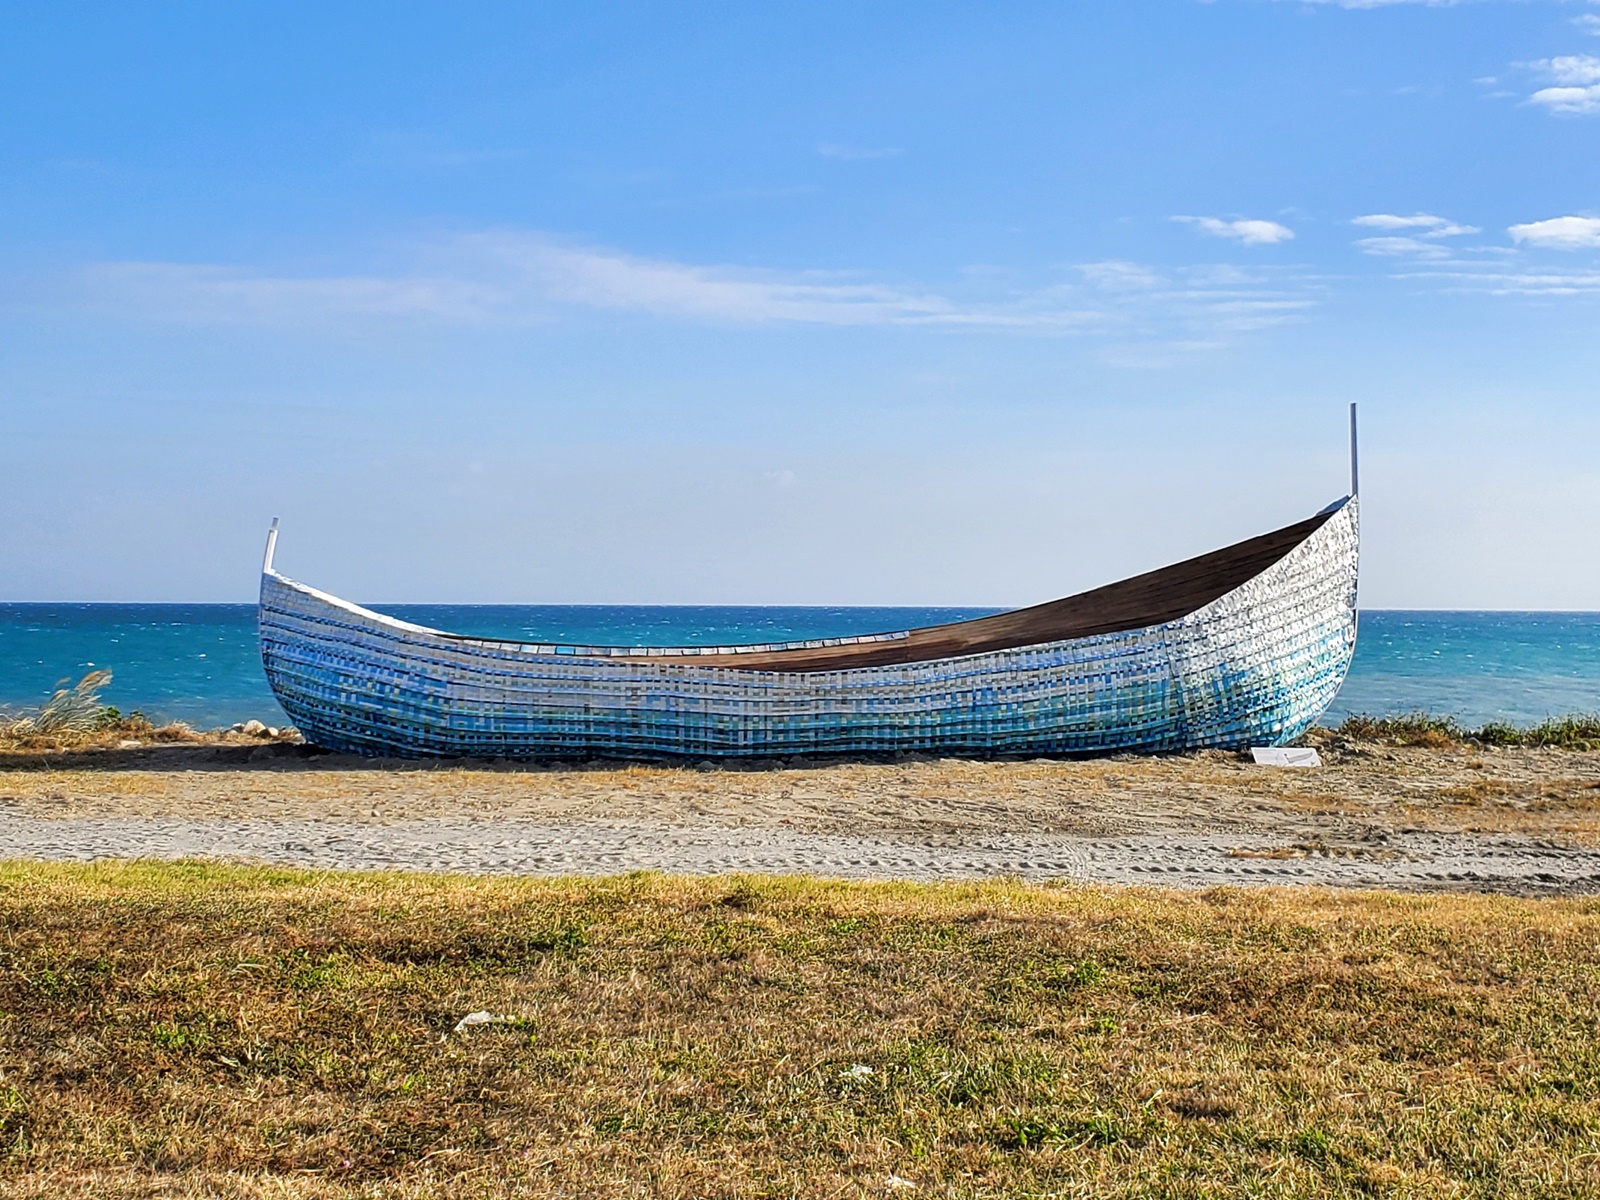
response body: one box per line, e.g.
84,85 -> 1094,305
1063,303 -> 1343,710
3,0 -> 1598,607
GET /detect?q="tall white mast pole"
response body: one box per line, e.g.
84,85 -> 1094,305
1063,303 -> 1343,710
1349,403 -> 1359,498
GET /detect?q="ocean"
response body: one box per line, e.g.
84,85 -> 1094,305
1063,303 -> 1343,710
1,604 -> 1597,731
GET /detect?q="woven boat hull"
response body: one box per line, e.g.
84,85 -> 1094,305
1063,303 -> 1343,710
259,498 -> 1358,759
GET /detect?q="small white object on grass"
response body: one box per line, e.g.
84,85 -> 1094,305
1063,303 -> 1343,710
842,1063 -> 873,1079
886,1176 -> 917,1191
1250,747 -> 1321,768
452,1011 -> 514,1033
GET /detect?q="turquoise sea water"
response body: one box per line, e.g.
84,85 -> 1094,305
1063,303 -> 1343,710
1,605 -> 1597,731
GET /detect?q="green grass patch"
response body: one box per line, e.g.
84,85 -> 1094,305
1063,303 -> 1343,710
0,863 -> 1596,1196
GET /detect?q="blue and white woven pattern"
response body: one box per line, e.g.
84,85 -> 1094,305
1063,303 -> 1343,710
259,498 -> 1358,758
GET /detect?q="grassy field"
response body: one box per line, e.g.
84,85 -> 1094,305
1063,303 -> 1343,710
0,865 -> 1597,1197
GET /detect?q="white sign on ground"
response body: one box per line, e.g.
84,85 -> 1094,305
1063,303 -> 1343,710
1250,747 -> 1322,768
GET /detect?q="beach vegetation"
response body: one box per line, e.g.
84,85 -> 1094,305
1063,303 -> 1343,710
0,669 -> 114,736
0,863 -> 1596,1197
0,671 -> 277,752
1333,710 -> 1600,750
1517,714 -> 1600,751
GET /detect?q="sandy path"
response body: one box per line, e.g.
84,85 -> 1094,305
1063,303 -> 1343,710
4,739 -> 1600,892
2,814 -> 1596,894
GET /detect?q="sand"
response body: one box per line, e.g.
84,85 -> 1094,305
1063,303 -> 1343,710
3,737 -> 1599,892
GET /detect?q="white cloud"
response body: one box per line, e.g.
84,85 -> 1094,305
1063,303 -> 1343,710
82,263 -> 507,322
1351,213 -> 1478,237
1508,216 -> 1600,249
1538,55 -> 1600,86
1524,55 -> 1600,115
1077,261 -> 1316,335
816,143 -> 902,161
1075,260 -> 1163,290
74,231 -> 1314,345
1373,210 -> 1600,294
1390,263 -> 1600,296
1358,214 -> 1600,294
1279,0 -> 1464,7
87,239 -> 1023,329
1355,236 -> 1453,258
476,236 -> 986,325
1577,14 -> 1600,37
1351,211 -> 1600,295
1529,85 -> 1600,113
1172,216 -> 1295,245
1362,211 -> 1600,293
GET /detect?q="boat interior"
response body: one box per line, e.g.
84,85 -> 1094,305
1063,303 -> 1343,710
432,500 -> 1346,672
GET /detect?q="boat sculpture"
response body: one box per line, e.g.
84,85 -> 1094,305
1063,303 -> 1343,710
259,413 -> 1360,760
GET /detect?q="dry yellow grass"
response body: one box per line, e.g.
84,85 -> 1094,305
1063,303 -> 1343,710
0,719 -> 276,755
6,735 -> 1600,850
0,864 -> 1597,1197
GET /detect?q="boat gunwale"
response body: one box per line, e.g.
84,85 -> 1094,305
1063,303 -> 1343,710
260,497 -> 1350,674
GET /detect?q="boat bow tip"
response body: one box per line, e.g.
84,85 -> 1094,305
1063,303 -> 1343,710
262,518 -> 280,576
